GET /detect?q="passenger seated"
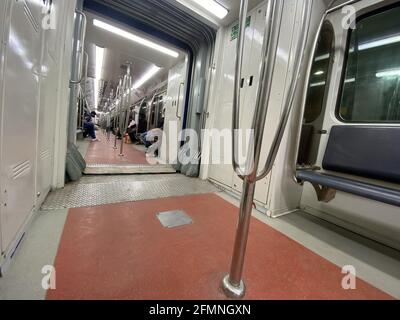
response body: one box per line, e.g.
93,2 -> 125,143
84,111 -> 100,142
127,118 -> 138,143
140,124 -> 164,157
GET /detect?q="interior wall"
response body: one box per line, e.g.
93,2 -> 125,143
0,0 -> 77,267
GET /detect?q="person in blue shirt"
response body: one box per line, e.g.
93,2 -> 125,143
84,111 -> 100,142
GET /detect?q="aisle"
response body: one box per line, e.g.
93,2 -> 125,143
84,132 -> 150,165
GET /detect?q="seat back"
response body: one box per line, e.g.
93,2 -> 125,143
322,126 -> 400,184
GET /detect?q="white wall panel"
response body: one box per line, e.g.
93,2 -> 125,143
0,0 -> 77,262
0,0 -> 42,251
0,0 -> 11,255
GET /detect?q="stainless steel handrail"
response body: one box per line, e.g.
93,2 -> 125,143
113,78 -> 123,150
327,0 -> 359,14
256,0 -> 313,181
222,0 -> 313,299
231,0 -> 249,179
119,65 -> 133,156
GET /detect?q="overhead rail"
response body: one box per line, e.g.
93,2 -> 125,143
222,0 -> 313,299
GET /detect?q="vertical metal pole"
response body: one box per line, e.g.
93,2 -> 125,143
222,0 -> 280,299
114,79 -> 122,150
119,111 -> 125,156
119,65 -> 132,156
222,0 -> 312,299
113,115 -> 118,149
222,180 -> 256,296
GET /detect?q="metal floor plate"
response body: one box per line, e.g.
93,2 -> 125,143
157,210 -> 193,228
84,164 -> 176,175
41,174 -> 219,210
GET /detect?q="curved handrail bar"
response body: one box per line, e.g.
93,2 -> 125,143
223,0 -> 314,299
256,0 -> 313,182
231,0 -> 249,179
247,0 -> 283,182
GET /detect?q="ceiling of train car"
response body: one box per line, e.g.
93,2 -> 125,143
83,0 -> 264,111
167,0 -> 265,27
84,12 -> 187,109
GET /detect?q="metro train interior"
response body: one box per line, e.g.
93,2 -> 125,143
0,0 -> 400,301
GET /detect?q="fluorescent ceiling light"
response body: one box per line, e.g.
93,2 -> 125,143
95,46 -> 105,109
310,78 -> 354,87
376,69 -> 400,78
315,53 -> 330,61
314,70 -> 324,76
359,35 -> 400,51
310,81 -> 326,88
315,35 -> 400,61
93,19 -> 179,58
190,0 -> 229,19
132,65 -> 161,90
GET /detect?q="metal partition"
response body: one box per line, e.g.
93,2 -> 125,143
222,0 -> 313,299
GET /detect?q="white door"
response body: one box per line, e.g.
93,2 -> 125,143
208,2 -> 271,203
0,0 -> 42,252
162,58 -> 188,163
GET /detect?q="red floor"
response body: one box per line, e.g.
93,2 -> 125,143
84,132 -> 151,165
47,193 -> 393,300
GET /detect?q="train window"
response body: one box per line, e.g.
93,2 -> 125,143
297,23 -> 334,166
338,6 -> 400,122
303,23 -> 334,124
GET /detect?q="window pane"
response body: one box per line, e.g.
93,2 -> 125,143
297,24 -> 334,166
338,6 -> 400,122
304,25 -> 334,124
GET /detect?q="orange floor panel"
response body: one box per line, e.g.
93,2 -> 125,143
84,132 -> 150,165
47,193 -> 392,300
